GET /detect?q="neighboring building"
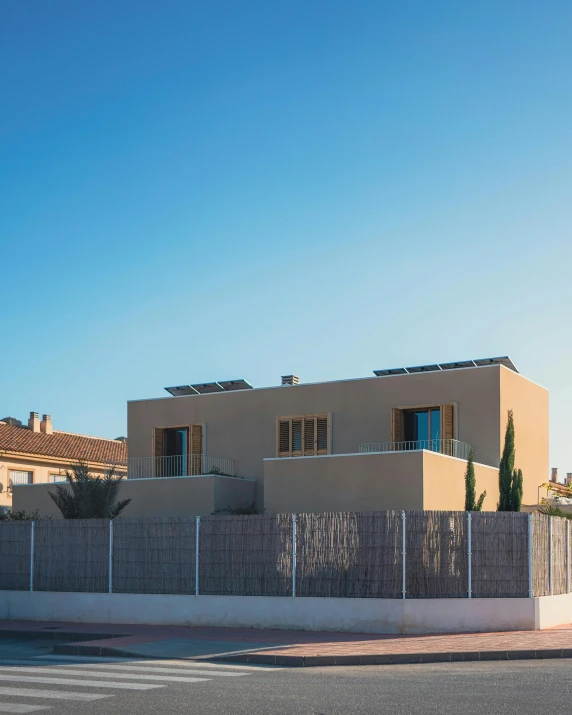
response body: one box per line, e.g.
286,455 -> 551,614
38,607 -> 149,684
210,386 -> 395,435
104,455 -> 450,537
13,357 -> 549,519
1,412 -> 127,512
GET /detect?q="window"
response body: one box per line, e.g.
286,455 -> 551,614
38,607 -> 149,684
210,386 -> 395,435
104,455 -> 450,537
48,473 -> 67,483
9,470 -> 33,486
391,404 -> 455,451
154,424 -> 203,475
277,415 -> 329,457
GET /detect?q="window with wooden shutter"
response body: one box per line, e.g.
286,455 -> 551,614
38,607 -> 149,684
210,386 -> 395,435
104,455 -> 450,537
277,415 -> 330,457
391,408 -> 404,443
190,424 -> 203,475
440,404 -> 455,455
154,428 -> 165,476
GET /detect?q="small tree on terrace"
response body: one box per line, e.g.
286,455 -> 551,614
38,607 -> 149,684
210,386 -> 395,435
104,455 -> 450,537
49,462 -> 131,519
464,448 -> 486,511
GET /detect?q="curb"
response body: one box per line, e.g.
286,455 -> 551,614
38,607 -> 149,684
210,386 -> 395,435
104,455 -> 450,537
0,630 -> 122,643
53,642 -> 572,667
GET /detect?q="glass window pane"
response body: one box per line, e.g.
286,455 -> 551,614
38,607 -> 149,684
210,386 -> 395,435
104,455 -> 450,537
292,420 -> 302,451
414,411 -> 429,443
430,408 -> 441,441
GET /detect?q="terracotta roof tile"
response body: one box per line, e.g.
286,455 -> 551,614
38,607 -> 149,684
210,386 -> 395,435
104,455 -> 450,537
0,423 -> 127,466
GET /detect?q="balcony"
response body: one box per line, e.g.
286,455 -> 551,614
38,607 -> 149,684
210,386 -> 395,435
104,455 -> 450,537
358,439 -> 471,461
128,455 -> 236,479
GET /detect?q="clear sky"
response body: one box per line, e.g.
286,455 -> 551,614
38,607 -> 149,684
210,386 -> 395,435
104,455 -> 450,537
1,1 -> 570,475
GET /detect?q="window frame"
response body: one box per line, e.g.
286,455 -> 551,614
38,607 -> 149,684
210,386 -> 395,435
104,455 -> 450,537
277,414 -> 331,457
8,468 -> 34,486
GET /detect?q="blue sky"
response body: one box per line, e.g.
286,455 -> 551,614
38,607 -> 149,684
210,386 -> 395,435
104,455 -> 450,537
1,1 -> 570,474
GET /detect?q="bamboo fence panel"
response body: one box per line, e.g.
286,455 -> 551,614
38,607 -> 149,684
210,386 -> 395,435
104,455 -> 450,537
551,517 -> 567,595
113,517 -> 196,594
471,512 -> 528,598
406,511 -> 467,598
532,513 -> 550,596
199,515 -> 292,596
34,520 -> 109,593
296,512 -> 402,598
0,522 -> 31,591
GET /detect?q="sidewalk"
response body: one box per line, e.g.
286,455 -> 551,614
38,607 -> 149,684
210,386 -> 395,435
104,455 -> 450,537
1,620 -> 571,666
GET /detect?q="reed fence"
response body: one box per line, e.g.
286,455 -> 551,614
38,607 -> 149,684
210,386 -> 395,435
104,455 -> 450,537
0,511 -> 568,599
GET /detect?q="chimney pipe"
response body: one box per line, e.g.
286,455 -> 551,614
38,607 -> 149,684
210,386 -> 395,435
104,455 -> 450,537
40,414 -> 53,435
281,375 -> 300,386
28,412 -> 40,432
551,467 -> 558,483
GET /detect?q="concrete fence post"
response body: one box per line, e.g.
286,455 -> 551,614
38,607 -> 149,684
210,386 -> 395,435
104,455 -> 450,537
549,516 -> 553,596
467,512 -> 472,599
528,513 -> 533,598
401,511 -> 406,600
108,520 -> 113,594
567,520 -> 570,595
195,516 -> 200,596
292,514 -> 297,598
29,521 -> 35,593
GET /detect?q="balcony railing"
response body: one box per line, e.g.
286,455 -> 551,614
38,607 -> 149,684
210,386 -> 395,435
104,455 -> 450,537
358,439 -> 472,460
128,455 -> 236,479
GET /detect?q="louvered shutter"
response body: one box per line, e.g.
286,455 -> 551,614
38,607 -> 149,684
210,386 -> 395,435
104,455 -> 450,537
316,416 -> 328,454
278,419 -> 291,457
391,408 -> 404,444
304,417 -> 315,455
291,418 -> 303,456
154,428 -> 164,477
441,404 -> 455,455
190,424 -> 203,475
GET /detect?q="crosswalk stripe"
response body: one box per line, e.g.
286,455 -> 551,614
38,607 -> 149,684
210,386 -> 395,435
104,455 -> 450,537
0,675 -> 163,691
0,667 -> 210,685
31,663 -> 245,678
0,705 -> 51,713
37,655 -> 278,671
0,688 -> 111,702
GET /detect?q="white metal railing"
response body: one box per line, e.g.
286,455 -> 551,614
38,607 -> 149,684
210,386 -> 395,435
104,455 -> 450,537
358,439 -> 472,460
128,455 -> 236,479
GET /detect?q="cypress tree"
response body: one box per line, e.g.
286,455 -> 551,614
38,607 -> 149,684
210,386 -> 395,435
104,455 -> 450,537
510,468 -> 523,512
465,448 -> 486,511
498,410 -> 515,511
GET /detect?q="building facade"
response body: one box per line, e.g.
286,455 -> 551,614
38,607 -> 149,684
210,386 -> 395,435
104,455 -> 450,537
121,356 -> 548,516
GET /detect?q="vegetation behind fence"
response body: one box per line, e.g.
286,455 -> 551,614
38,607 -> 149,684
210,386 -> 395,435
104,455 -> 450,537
0,511 -> 568,599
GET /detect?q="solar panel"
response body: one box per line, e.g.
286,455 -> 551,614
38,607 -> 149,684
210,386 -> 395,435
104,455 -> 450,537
373,356 -> 518,377
405,364 -> 441,374
164,385 -> 199,397
218,379 -> 254,391
439,360 -> 476,370
191,382 -> 225,394
373,367 -> 408,377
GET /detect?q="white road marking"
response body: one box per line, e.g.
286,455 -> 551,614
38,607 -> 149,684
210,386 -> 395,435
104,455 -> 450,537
34,663 -> 246,677
0,705 -> 51,713
0,667 -> 209,685
37,655 -> 280,671
0,675 -> 163,690
0,688 -> 110,702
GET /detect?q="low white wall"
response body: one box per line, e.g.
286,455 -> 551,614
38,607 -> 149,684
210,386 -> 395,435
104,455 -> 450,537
0,591 -> 559,634
535,593 -> 572,629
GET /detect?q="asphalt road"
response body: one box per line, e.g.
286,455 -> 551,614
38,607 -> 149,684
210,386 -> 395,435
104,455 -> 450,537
0,636 -> 571,714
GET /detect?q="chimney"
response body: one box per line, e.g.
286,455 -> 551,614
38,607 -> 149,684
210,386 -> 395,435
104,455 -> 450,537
28,412 -> 40,432
40,414 -> 53,435
281,375 -> 300,386
567,473 -> 572,486
551,467 -> 558,483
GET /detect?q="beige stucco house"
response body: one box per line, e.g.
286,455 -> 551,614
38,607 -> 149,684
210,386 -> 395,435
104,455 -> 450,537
13,357 -> 549,519
1,412 -> 127,513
